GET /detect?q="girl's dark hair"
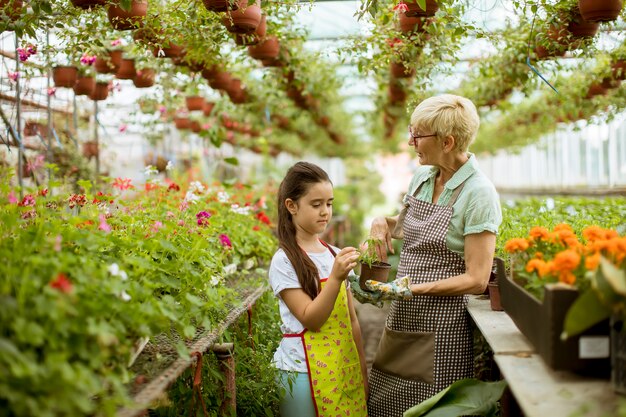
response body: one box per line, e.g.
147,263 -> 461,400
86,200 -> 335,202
277,161 -> 332,300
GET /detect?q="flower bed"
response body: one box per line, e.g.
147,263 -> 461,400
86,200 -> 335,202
0,169 -> 277,416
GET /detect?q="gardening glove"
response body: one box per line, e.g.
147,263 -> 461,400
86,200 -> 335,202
365,276 -> 413,301
348,274 -> 384,308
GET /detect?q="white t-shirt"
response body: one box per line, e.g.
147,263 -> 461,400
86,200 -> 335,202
269,245 -> 352,373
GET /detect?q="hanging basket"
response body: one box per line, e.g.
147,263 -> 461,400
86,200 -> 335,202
586,82 -> 608,98
225,78 -> 248,104
567,15 -> 600,38
52,66 -> 78,88
207,71 -> 233,91
397,13 -> 428,33
390,61 -> 415,78
185,96 -> 205,111
107,0 -> 148,30
248,35 -> 279,61
94,50 -> 123,74
89,82 -> 109,101
405,0 -> 438,17
203,0 -> 238,12
174,117 -> 191,130
222,0 -> 261,34
82,141 -> 99,159
578,0 -> 623,22
203,101 -> 215,116
73,76 -> 95,96
115,58 -> 136,79
70,0 -> 105,9
133,68 -> 155,88
388,82 -> 407,104
152,42 -> 185,58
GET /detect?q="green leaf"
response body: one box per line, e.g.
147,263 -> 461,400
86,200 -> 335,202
417,0 -> 426,11
404,379 -> 507,417
224,157 -> 239,166
562,288 -> 611,339
599,257 -> 626,296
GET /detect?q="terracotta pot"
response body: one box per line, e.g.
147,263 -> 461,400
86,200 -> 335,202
601,76 -> 621,89
533,44 -> 566,60
133,68 -> 155,88
89,82 -> 109,101
586,82 -> 608,98
132,26 -> 161,43
190,120 -> 201,133
612,59 -> 626,80
405,0 -> 438,17
358,262 -> 391,291
0,0 -> 23,20
397,13 -> 428,33
152,42 -> 185,58
73,76 -> 95,96
207,71 -> 232,90
388,82 -> 407,104
203,101 -> 215,116
390,61 -> 415,78
70,0 -> 105,8
115,58 -> 136,79
52,66 -> 78,88
225,78 -> 248,104
248,35 -> 279,60
23,120 -> 44,137
174,117 -> 191,130
567,15 -> 600,38
234,33 -> 259,46
82,141 -> 99,159
222,0 -> 261,34
488,282 -> 503,311
185,96 -> 205,111
94,50 -> 123,74
203,0 -> 238,12
578,0 -> 623,22
107,0 -> 148,30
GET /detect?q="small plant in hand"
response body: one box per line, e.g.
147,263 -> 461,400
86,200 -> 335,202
357,237 -> 391,291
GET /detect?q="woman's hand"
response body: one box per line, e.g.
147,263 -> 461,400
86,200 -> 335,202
329,247 -> 359,283
370,216 -> 393,262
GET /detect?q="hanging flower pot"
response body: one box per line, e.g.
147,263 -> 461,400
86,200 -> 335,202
70,0 -> 105,9
94,50 -> 123,74
405,0 -> 438,17
133,68 -> 155,88
203,101 -> 215,116
190,120 -> 202,133
115,58 -> 136,79
567,14 -> 600,38
225,78 -> 248,104
89,82 -> 109,101
52,66 -> 78,88
222,0 -> 261,34
390,61 -> 415,78
233,14 -> 265,45
388,82 -> 407,104
73,76 -> 95,96
107,0 -> 148,30
82,141 -> 99,159
586,82 -> 608,98
152,42 -> 185,59
203,0 -> 238,12
174,117 -> 191,130
397,13 -> 428,33
248,35 -> 279,61
207,71 -> 232,91
0,0 -> 23,21
23,120 -> 44,137
601,76 -> 621,89
578,0 -> 623,22
185,96 -> 205,111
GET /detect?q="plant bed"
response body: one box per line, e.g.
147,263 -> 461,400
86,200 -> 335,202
498,257 -> 610,376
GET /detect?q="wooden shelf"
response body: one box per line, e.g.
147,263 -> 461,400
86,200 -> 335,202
467,296 -> 621,417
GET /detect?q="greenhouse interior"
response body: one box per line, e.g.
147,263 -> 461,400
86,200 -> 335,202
1,0 -> 626,416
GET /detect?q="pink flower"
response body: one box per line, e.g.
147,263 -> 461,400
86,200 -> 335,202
196,210 -> 211,226
21,209 -> 36,219
26,44 -> 37,55
8,71 -> 19,82
151,221 -> 163,233
8,191 -> 17,204
47,87 -> 56,96
80,52 -> 96,65
54,235 -> 62,252
17,48 -> 29,62
179,200 -> 189,212
50,273 -> 72,293
177,219 -> 185,226
98,214 -> 111,232
393,2 -> 408,12
112,178 -> 133,190
18,194 -> 35,207
119,124 -> 127,133
219,234 -> 232,248
166,211 -> 175,218
26,155 -> 45,173
158,105 -> 167,114
111,39 -> 122,47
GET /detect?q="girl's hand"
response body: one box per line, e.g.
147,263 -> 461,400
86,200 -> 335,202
329,247 -> 359,283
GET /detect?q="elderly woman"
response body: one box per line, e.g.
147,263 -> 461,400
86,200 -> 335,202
364,94 -> 502,416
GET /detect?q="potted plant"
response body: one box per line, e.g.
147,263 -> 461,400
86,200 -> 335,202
578,0 -> 623,22
133,67 -> 156,88
52,65 -> 78,88
357,237 -> 391,292
222,0 -> 262,34
115,57 -> 136,80
107,0 -> 148,31
89,81 -> 109,101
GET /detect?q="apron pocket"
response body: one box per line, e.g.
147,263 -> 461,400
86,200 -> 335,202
372,326 -> 434,384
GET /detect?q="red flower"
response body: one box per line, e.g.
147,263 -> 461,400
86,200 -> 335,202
113,178 -> 134,191
145,182 -> 159,192
38,188 -> 48,197
256,211 -> 271,225
253,225 -> 261,231
18,194 -> 35,207
50,273 -> 72,293
168,182 -> 180,192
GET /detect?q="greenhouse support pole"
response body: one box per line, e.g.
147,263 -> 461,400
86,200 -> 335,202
73,94 -> 78,132
94,100 -> 99,182
211,343 -> 236,416
46,30 -> 52,189
15,35 -> 24,196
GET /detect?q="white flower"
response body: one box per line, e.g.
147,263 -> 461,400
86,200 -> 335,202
108,263 -> 120,276
157,48 -> 165,58
149,178 -> 164,187
120,290 -> 132,302
230,204 -> 251,215
243,259 -> 255,270
144,165 -> 159,176
189,181 -> 205,194
223,263 -> 237,275
217,191 -> 230,203
209,275 -> 222,286
184,191 -> 200,204
119,271 -> 128,281
165,160 -> 174,171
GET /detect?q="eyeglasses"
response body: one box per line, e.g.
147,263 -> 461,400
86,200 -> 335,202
408,126 -> 437,142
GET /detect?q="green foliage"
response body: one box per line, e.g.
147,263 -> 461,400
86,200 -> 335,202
358,237 -> 384,267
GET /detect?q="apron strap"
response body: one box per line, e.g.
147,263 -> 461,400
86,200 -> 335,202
446,181 -> 466,207
319,239 -> 337,257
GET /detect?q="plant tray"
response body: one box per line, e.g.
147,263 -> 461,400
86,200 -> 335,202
496,258 -> 611,376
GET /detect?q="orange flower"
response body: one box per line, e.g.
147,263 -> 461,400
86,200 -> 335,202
504,238 -> 530,253
559,271 -> 576,285
529,226 -> 550,241
552,249 -> 581,272
585,252 -> 601,270
534,252 -> 543,259
554,223 -> 573,233
582,225 -> 607,242
526,259 -> 550,277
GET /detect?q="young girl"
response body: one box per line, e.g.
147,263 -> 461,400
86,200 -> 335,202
269,161 -> 368,417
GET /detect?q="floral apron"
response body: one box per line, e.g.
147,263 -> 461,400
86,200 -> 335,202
368,182 -> 472,417
283,245 -> 367,417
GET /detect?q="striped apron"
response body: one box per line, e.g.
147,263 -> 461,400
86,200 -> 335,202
368,183 -> 472,417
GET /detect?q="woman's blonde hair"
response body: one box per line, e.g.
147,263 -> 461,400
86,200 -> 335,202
410,94 -> 479,152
